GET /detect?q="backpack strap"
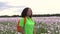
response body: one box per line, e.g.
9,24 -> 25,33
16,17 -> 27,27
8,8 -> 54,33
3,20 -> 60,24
24,17 -> 26,25
18,17 -> 26,26
17,19 -> 20,32
17,17 -> 26,32
17,19 -> 20,27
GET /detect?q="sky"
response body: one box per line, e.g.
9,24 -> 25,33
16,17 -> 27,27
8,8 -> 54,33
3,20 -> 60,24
0,0 -> 60,16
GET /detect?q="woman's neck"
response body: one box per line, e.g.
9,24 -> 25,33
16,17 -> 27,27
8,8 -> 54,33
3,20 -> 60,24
26,16 -> 32,20
27,16 -> 30,18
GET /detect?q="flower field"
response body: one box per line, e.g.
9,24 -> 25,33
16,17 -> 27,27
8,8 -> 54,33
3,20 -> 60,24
0,17 -> 60,34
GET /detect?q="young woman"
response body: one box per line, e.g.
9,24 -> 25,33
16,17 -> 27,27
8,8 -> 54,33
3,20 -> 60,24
17,7 -> 36,34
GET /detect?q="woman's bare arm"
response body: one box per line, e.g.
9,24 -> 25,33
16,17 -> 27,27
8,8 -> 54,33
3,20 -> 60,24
33,22 -> 37,34
19,26 -> 25,34
17,20 -> 25,34
33,26 -> 37,34
17,26 -> 24,34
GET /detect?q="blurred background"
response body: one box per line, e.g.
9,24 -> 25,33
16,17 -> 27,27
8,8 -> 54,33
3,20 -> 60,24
0,0 -> 60,34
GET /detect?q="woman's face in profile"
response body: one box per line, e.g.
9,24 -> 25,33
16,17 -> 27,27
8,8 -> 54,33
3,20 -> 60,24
27,8 -> 32,17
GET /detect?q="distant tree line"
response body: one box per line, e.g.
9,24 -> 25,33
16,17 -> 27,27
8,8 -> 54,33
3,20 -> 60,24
0,14 -> 60,17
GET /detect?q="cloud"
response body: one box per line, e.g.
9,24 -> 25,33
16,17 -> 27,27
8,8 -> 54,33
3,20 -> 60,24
0,2 -> 26,11
0,2 -> 7,10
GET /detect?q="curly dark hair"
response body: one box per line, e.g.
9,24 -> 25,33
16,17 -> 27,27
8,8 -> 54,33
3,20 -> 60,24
21,7 -> 32,18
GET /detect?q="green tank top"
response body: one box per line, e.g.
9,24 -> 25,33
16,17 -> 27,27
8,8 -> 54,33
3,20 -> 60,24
19,17 -> 35,34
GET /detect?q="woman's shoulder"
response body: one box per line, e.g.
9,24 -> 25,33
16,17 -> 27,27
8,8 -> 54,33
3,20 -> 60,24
20,17 -> 24,20
20,17 -> 24,19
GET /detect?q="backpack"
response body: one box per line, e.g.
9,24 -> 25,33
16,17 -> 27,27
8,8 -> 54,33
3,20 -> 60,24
17,17 -> 26,32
